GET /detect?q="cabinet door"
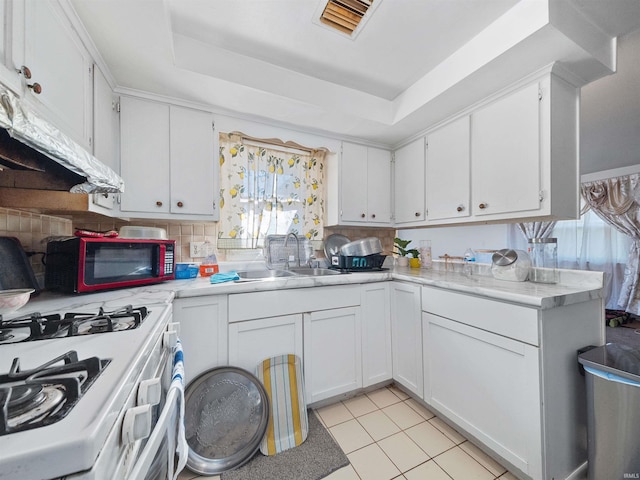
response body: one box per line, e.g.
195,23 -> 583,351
119,96 -> 171,213
169,106 -> 215,216
340,142 -> 369,222
228,314 -> 303,374
472,82 -> 541,216
173,296 -> 228,385
394,137 -> 425,224
304,307 -> 361,404
426,117 -> 470,221
91,65 -> 118,211
0,0 -> 17,90
93,66 -> 119,172
367,147 -> 392,224
390,282 -> 423,397
425,313 -> 542,479
22,0 -> 93,149
361,283 -> 392,387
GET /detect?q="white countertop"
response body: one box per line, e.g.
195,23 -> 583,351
169,264 -> 603,309
6,265 -> 604,317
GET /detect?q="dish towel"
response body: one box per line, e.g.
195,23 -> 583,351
172,340 -> 188,479
209,271 -> 240,283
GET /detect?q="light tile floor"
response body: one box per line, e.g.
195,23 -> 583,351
177,384 -> 519,480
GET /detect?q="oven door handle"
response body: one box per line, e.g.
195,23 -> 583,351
127,384 -> 187,480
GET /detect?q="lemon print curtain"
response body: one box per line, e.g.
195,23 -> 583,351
218,132 -> 326,249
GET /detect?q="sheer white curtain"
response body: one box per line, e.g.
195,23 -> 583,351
507,209 -> 630,310
552,208 -> 630,309
516,221 -> 556,241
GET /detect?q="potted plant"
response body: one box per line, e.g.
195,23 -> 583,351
394,237 -> 420,267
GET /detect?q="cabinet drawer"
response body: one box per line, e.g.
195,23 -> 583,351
229,285 -> 360,322
422,287 -> 539,345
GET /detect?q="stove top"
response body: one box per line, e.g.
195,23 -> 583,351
0,305 -> 148,344
0,294 -> 173,480
0,350 -> 109,435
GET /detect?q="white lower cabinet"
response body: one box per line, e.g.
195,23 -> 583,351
421,286 -> 604,480
390,282 -> 423,398
423,312 -> 542,479
173,295 -> 228,385
304,307 -> 362,404
228,314 -> 303,374
229,285 -> 362,405
361,283 -> 392,387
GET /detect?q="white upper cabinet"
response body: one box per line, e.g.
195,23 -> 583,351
90,65 -> 118,211
92,65 -> 118,172
0,0 -> 15,89
339,142 -> 391,225
169,105 -> 216,216
471,82 -> 541,217
396,69 -> 579,227
468,72 -> 579,223
120,96 -> 171,214
426,116 -> 470,222
15,0 -> 93,150
119,96 -> 218,220
393,137 -> 426,225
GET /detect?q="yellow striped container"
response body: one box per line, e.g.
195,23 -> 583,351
256,354 -> 309,456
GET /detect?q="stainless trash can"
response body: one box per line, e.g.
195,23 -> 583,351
578,343 -> 640,480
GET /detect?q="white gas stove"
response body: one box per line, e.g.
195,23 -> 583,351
0,289 -> 180,480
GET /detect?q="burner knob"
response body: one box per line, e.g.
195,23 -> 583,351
163,329 -> 178,349
168,322 -> 181,335
137,378 -> 162,406
122,405 -> 151,444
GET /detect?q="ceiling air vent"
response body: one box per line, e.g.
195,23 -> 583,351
320,0 -> 373,35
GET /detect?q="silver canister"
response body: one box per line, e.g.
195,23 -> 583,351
527,237 -> 558,284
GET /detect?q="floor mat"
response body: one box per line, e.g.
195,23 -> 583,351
221,411 -> 348,480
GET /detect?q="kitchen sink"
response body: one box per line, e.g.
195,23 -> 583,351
235,269 -> 298,280
235,268 -> 344,280
288,267 -> 344,276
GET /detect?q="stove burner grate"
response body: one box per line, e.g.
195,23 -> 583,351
0,305 -> 149,344
0,351 -> 110,435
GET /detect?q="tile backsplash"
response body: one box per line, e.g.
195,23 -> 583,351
0,208 -> 73,281
72,218 -> 397,264
0,207 -> 397,283
71,216 -> 218,264
323,226 -> 396,255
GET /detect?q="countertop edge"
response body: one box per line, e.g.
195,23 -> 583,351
170,267 -> 603,309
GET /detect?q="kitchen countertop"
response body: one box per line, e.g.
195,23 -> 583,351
6,265 -> 603,318
169,265 -> 603,309
2,286 -> 176,320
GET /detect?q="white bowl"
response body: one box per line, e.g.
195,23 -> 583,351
0,289 -> 35,314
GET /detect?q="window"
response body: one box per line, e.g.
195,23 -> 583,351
217,132 -> 326,251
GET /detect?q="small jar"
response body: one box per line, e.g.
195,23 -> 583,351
419,240 -> 432,269
528,238 -> 558,284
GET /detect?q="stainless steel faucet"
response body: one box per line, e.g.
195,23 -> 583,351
283,232 -> 300,269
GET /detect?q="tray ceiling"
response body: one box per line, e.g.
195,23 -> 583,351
71,0 -> 640,146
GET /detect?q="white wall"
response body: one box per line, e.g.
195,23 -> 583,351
581,29 -> 640,174
397,224 -> 511,261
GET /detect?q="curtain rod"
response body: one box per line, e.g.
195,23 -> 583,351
230,131 -> 328,155
581,164 -> 640,183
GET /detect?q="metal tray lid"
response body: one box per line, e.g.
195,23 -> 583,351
184,366 -> 269,475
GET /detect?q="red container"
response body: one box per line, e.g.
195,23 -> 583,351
199,264 -> 219,277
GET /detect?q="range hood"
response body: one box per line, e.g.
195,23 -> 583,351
0,82 -> 123,193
